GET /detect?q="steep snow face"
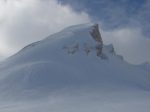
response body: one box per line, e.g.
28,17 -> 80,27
2,23 -> 104,65
0,23 -> 150,98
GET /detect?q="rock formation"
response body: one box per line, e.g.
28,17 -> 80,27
90,24 -> 103,56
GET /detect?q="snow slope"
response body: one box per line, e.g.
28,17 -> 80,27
0,23 -> 150,112
138,62 -> 150,73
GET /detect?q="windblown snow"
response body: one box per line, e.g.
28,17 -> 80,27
0,23 -> 150,112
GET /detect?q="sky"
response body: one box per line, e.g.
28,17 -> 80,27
0,0 -> 90,59
0,0 -> 150,64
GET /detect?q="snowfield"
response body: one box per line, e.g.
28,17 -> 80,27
0,23 -> 150,112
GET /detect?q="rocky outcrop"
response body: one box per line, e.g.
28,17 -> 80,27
63,24 -> 104,57
63,44 -> 79,55
90,24 -> 103,56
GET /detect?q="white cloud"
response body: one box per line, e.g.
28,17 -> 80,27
101,27 -> 150,64
0,0 -> 91,57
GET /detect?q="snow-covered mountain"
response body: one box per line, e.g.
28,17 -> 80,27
0,23 -> 150,112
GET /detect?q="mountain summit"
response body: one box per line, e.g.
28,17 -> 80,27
0,23 -> 150,112
0,23 -> 150,98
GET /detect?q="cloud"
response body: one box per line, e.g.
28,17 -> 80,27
135,0 -> 150,37
0,0 -> 91,57
101,26 -> 150,64
58,0 -> 150,36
